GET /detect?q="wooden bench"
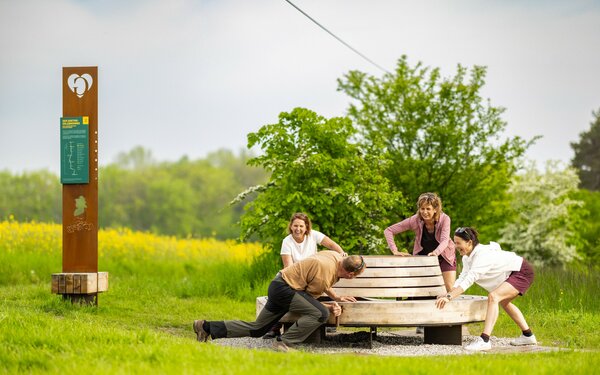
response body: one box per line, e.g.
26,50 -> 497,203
256,256 -> 487,346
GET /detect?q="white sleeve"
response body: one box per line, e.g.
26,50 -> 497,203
280,236 -> 293,255
456,252 -> 495,292
311,230 -> 326,245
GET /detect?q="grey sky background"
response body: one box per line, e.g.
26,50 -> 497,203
1,0 -> 599,175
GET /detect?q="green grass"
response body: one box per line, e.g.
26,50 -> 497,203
1,222 -> 599,373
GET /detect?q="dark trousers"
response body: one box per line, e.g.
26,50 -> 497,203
207,273 -> 329,345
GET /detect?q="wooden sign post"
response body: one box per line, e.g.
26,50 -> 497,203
52,67 -> 108,305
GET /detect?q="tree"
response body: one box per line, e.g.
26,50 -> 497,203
337,56 -> 533,239
572,189 -> 600,265
239,107 -> 404,254
571,108 -> 600,191
0,170 -> 60,222
98,147 -> 267,239
499,161 -> 583,266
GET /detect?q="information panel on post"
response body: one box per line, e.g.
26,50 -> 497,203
60,116 -> 90,184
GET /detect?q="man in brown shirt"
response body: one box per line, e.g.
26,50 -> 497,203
193,251 -> 365,351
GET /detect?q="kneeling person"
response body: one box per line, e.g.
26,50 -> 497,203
193,251 -> 365,351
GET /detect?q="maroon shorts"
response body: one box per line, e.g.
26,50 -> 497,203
439,255 -> 457,272
505,259 -> 534,295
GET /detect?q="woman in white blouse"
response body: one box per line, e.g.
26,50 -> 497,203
435,227 -> 537,351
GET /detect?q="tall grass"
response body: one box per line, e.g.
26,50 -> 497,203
0,220 -> 275,301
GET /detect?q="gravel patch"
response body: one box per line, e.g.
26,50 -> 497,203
211,330 -> 556,356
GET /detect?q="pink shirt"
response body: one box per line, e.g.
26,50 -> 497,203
384,212 -> 456,265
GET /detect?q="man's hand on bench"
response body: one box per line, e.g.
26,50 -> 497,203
323,302 -> 342,317
336,296 -> 357,303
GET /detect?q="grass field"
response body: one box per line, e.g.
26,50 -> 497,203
1,220 -> 599,374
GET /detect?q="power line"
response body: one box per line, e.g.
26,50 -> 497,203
283,0 -> 391,74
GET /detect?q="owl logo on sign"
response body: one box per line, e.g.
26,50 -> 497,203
67,74 -> 93,98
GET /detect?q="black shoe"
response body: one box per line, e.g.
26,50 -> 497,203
193,320 -> 210,342
262,329 -> 280,339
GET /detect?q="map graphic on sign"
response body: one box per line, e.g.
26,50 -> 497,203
60,116 -> 89,184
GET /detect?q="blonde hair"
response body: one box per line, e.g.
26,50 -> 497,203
416,192 -> 442,222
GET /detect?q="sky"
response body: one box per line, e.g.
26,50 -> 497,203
1,0 -> 600,174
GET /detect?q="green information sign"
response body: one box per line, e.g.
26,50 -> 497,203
60,116 -> 89,184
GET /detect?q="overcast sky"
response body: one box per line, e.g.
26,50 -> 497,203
1,0 -> 599,174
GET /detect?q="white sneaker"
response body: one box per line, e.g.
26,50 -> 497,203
465,337 -> 492,351
510,334 -> 537,346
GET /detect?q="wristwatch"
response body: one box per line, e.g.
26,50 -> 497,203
445,294 -> 452,300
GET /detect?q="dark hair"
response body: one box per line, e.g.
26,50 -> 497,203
343,255 -> 366,275
288,212 -> 311,236
454,227 -> 480,247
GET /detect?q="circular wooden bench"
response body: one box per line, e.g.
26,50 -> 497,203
256,255 -> 487,346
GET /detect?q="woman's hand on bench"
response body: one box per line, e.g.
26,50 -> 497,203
391,250 -> 410,256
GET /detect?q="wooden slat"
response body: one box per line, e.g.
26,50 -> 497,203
59,274 -> 66,293
330,296 -> 487,325
256,296 -> 488,326
73,274 -> 81,294
359,266 -> 441,278
334,275 -> 444,288
51,274 -> 59,294
332,285 -> 445,298
82,274 -> 94,293
66,274 -> 74,294
363,256 -> 439,268
97,272 -> 108,292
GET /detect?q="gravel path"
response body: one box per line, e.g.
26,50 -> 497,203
211,330 -> 556,356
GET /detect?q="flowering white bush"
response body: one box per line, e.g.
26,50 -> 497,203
499,161 -> 582,266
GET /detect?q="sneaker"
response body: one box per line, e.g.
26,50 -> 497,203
510,334 -> 537,346
193,320 -> 210,342
416,326 -> 424,334
272,337 -> 296,352
465,337 -> 492,351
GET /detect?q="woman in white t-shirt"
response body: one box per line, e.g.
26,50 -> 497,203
280,212 -> 346,268
263,212 -> 347,339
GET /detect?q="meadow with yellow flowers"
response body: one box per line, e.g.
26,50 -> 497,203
1,220 -> 599,374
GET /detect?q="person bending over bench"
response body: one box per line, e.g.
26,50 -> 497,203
435,227 -> 537,351
193,251 -> 365,352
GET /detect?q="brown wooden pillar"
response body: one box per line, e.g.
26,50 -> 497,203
52,67 -> 107,304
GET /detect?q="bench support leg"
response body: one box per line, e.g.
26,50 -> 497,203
424,325 -> 462,345
367,326 -> 377,349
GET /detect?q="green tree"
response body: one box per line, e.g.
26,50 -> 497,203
571,108 -> 600,191
239,107 -> 404,254
572,189 -> 600,265
98,148 -> 266,239
337,56 -> 533,240
0,170 -> 60,222
499,161 -> 583,266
